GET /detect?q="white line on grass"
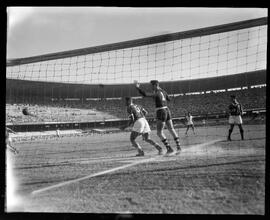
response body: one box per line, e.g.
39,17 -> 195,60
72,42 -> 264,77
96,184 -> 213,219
31,156 -> 159,195
182,139 -> 224,153
31,139 -> 222,195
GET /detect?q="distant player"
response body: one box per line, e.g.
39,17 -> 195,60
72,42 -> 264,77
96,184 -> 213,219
185,112 -> 195,135
122,97 -> 163,156
6,127 -> 19,155
135,80 -> 181,155
227,95 -> 244,141
202,119 -> 206,126
56,128 -> 61,138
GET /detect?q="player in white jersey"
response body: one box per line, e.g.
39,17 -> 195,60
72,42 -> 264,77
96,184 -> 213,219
6,127 -> 19,154
185,112 -> 195,135
121,97 -> 163,156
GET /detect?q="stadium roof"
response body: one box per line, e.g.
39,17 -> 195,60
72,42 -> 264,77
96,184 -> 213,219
6,70 -> 266,100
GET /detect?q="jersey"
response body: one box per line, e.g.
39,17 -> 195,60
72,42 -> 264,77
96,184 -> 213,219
229,101 -> 242,116
186,115 -> 193,124
127,104 -> 145,122
154,88 -> 170,108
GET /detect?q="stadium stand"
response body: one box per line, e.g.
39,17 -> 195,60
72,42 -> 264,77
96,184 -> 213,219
6,87 -> 266,124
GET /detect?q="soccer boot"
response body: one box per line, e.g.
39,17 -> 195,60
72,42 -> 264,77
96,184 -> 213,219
158,148 -> 164,155
176,147 -> 181,155
155,145 -> 164,155
136,150 -> 144,157
165,147 -> 175,155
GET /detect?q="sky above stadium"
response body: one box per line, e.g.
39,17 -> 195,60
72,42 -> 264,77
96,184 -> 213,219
7,7 -> 267,59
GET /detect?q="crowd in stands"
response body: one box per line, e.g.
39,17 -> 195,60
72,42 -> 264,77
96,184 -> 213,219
6,87 -> 266,124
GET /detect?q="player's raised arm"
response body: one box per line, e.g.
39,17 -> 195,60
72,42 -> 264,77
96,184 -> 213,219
134,80 -> 155,97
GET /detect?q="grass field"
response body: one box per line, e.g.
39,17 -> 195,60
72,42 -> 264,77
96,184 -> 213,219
6,124 -> 265,214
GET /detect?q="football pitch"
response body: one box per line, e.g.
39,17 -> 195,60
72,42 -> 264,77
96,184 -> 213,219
8,124 -> 265,214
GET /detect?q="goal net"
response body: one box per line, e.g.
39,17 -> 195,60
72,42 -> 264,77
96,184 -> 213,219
6,17 -> 266,140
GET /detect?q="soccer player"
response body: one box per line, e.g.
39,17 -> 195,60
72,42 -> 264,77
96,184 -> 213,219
56,128 -> 61,138
135,80 -> 181,155
185,112 -> 195,135
227,95 -> 244,141
6,127 -> 19,154
122,97 -> 163,156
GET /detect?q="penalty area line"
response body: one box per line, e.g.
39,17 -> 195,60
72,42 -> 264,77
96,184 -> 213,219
31,156 -> 159,195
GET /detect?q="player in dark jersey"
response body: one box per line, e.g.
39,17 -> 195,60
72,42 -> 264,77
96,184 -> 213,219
135,80 -> 181,155
227,95 -> 244,141
122,97 -> 163,156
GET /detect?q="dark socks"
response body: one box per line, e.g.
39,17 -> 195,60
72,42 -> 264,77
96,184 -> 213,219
162,138 -> 172,151
174,137 -> 181,149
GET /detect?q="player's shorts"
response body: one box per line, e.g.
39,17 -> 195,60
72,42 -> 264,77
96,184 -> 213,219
156,107 -> 172,122
187,122 -> 194,126
132,117 -> 151,134
229,115 -> 243,125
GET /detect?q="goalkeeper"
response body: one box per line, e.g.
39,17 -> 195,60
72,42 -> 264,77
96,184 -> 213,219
135,80 -> 181,155
121,97 -> 163,156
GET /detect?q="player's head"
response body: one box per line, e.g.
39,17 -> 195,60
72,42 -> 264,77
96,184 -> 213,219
125,97 -> 133,106
187,112 -> 191,116
150,80 -> 159,91
230,95 -> 236,102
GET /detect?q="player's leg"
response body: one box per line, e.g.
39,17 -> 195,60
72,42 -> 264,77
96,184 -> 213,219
191,124 -> 195,134
185,125 -> 189,135
142,118 -> 163,154
143,132 -> 163,155
228,124 -> 234,141
156,119 -> 174,154
238,124 -> 244,140
237,116 -> 244,140
228,116 -> 235,141
130,118 -> 145,156
166,119 -> 181,153
165,108 -> 181,153
237,115 -> 244,140
130,131 -> 144,156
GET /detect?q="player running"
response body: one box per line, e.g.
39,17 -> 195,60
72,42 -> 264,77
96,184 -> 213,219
135,80 -> 181,155
185,112 -> 195,136
227,95 -> 244,141
6,127 -> 19,155
122,97 -> 163,156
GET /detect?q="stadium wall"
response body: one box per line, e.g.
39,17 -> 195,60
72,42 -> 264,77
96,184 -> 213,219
6,108 -> 265,133
6,70 -> 266,101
